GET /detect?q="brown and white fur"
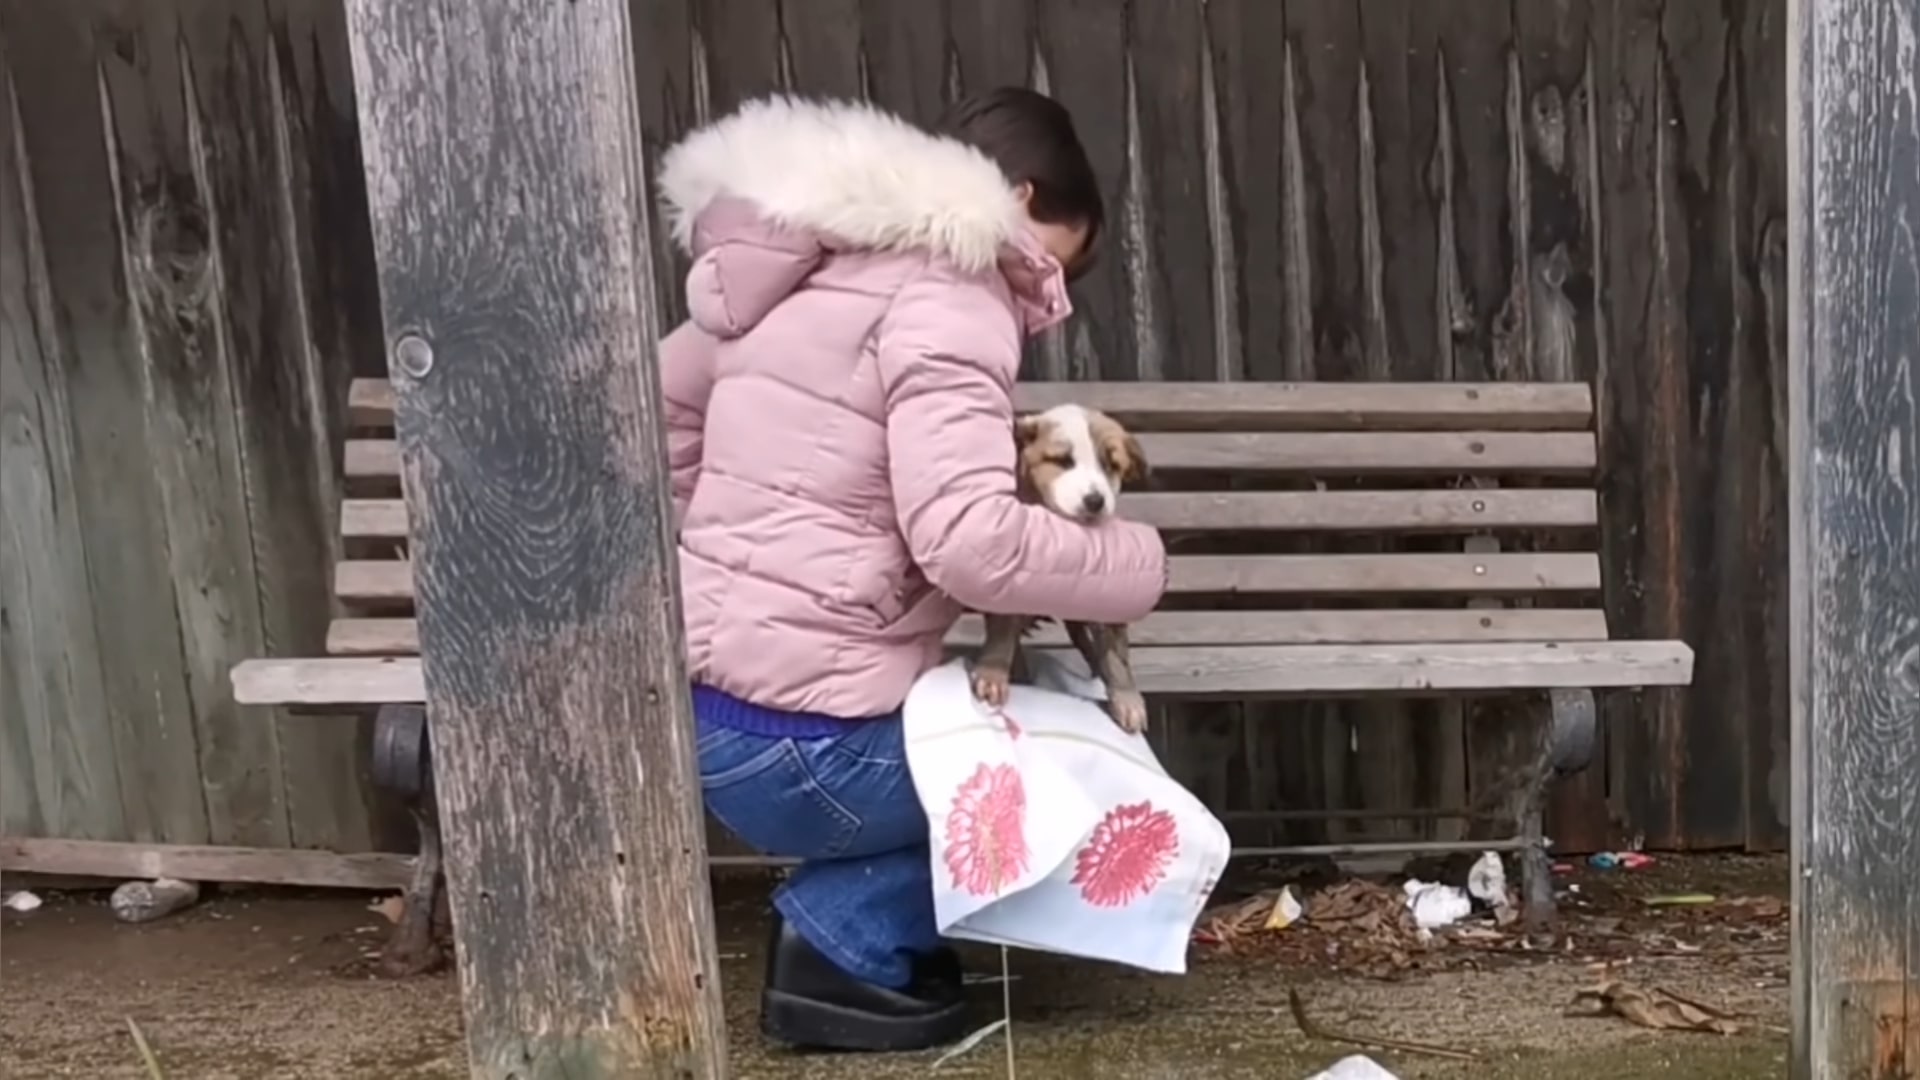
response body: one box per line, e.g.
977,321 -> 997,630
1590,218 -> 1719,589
969,404 -> 1152,734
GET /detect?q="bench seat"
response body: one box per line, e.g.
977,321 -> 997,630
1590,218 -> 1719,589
234,639 -> 1691,708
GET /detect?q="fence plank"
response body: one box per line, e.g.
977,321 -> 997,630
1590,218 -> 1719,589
261,0 -> 388,850
1,55 -> 127,841
1598,0 -> 1697,851
1510,0 -> 1609,850
1741,0 -> 1793,855
5,2 -> 211,845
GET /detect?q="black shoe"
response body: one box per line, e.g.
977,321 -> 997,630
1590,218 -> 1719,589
916,946 -> 964,993
761,917 -> 971,1051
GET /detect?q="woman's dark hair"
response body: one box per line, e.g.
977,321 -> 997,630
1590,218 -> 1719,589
938,87 -> 1105,268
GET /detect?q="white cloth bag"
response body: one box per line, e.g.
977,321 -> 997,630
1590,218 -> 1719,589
902,657 -> 1230,974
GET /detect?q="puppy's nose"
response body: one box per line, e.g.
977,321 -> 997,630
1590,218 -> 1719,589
1081,491 -> 1107,515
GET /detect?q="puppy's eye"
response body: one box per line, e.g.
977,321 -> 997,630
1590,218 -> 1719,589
1045,452 -> 1073,468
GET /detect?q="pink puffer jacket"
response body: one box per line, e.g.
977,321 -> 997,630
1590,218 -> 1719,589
656,97 -> 1167,718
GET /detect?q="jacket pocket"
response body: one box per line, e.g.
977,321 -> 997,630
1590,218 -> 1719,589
841,549 -> 909,625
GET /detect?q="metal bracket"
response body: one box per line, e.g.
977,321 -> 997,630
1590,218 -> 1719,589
1547,688 -> 1598,774
372,704 -> 433,801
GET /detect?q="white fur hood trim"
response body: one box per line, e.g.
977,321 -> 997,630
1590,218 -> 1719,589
657,96 -> 1023,273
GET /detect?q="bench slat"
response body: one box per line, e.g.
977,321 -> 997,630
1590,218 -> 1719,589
1169,553 -> 1601,593
343,439 -> 399,480
1016,382 -> 1594,431
340,490 -> 1599,540
1124,640 -> 1693,694
234,639 -> 1692,706
1135,432 -> 1596,473
341,499 -> 409,539
335,552 -> 1603,606
1124,490 -> 1597,531
949,610 -> 1612,646
327,608 -> 1612,656
348,378 -> 1595,433
342,432 -> 1598,480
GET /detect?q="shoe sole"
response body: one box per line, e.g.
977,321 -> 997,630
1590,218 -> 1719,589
761,989 -> 970,1052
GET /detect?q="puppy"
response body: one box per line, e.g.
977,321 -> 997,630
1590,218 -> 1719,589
968,404 -> 1153,734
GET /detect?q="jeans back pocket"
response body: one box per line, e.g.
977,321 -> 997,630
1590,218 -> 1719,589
698,731 -> 862,860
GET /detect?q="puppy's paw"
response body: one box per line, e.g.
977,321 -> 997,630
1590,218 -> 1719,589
971,665 -> 1013,708
1108,690 -> 1150,735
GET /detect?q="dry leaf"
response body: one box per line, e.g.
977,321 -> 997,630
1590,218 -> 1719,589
1723,896 -> 1787,920
1566,980 -> 1742,1035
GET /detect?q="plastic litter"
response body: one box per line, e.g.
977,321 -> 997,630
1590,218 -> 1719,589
1305,1055 -> 1402,1080
1264,885 -> 1305,931
1643,893 -> 1717,907
1402,878 -> 1472,929
1588,851 -> 1655,870
1466,852 -> 1509,905
3,890 -> 43,913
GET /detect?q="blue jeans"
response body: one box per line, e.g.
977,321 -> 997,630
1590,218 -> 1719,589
697,713 -> 939,989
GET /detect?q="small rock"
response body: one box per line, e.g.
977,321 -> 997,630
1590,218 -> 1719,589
110,878 -> 200,924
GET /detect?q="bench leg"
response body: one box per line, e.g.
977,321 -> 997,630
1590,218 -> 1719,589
371,704 -> 447,977
380,802 -> 447,977
1466,693 -> 1563,927
1514,764 -> 1555,928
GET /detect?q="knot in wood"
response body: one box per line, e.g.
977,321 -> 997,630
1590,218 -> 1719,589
394,334 -> 435,379
133,199 -> 213,309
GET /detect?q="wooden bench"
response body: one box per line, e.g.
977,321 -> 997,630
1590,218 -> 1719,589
233,376 -> 1692,967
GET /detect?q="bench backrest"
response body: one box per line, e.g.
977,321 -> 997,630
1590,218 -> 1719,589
328,378 -> 1608,657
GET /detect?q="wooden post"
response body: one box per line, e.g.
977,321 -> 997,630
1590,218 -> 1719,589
341,1 -> 726,1076
1788,1 -> 1920,1077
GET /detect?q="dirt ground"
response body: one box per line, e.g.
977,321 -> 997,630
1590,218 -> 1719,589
0,856 -> 1789,1079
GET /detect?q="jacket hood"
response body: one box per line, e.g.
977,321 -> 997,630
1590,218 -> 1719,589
657,96 -> 1025,275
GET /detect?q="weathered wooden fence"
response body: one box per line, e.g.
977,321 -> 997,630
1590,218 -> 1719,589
1,0 -> 1787,854
2,0 -> 385,851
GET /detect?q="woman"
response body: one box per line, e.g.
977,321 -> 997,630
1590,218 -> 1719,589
656,88 -> 1167,1051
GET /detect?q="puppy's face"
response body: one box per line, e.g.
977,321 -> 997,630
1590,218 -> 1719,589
1014,405 -> 1148,522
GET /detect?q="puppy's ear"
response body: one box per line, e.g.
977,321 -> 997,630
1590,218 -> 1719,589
1093,412 -> 1149,484
1014,413 -> 1044,447
1116,430 -> 1149,483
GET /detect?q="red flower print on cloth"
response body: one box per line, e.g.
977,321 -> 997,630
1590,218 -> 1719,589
944,763 -> 1031,896
1072,802 -> 1181,908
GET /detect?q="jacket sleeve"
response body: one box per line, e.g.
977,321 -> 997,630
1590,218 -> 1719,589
658,319 -> 717,529
875,263 -> 1167,622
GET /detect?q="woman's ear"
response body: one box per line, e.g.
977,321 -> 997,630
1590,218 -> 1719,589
1012,179 -> 1035,209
